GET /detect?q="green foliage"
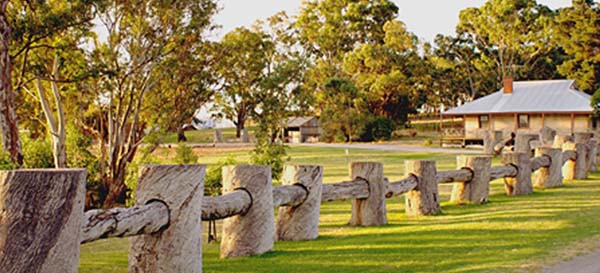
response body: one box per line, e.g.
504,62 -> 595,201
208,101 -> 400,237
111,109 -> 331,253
205,155 -> 237,197
319,78 -> 370,142
66,123 -> 103,208
592,87 -> 600,116
0,152 -> 16,170
251,138 -> 289,181
174,144 -> 199,165
360,117 -> 396,142
22,136 -> 54,169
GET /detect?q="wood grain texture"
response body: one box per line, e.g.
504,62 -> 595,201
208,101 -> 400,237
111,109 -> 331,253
451,156 -> 492,204
587,140 -> 597,172
82,201 -> 169,244
405,160 -> 440,216
220,165 -> 274,258
277,165 -> 323,241
534,148 -> 563,188
514,133 -> 539,155
273,184 -> 307,208
502,152 -> 533,195
201,190 -> 251,221
531,156 -> 551,171
321,178 -> 369,202
385,176 -> 418,198
129,165 -> 205,273
482,130 -> 502,155
0,169 -> 86,273
436,169 -> 473,184
490,165 -> 518,180
349,162 -> 386,226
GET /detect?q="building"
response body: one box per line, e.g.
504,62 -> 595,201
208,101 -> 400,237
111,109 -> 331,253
283,116 -> 320,143
441,79 -> 594,145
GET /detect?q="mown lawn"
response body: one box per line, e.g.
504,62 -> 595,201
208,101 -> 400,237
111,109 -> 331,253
161,126 -> 256,143
79,146 -> 600,273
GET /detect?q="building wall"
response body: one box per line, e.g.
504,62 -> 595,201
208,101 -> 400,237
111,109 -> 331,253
464,113 -> 591,139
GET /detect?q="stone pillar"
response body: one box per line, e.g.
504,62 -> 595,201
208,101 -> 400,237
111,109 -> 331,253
129,165 -> 206,273
349,162 -> 386,226
502,152 -> 533,195
276,165 -> 323,241
451,156 -> 492,204
404,160 -> 440,216
533,147 -> 563,188
0,169 -> 86,273
220,165 -> 274,258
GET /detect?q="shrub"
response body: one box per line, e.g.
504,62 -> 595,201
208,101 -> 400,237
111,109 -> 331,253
361,117 -> 396,142
66,123 -> 103,209
22,136 -> 54,168
174,143 -> 198,164
205,154 -> 237,196
0,152 -> 16,170
424,138 -> 433,146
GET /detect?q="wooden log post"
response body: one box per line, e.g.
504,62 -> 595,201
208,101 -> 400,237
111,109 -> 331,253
349,162 -> 386,226
129,165 -> 206,273
502,152 -> 533,195
514,133 -> 539,156
587,140 -> 598,172
276,165 -> 323,241
533,147 -> 563,188
553,135 -> 573,149
573,132 -> 593,143
214,129 -> 223,143
405,160 -> 440,216
0,169 -> 86,273
241,128 -> 250,143
570,142 -> 588,180
450,156 -> 492,204
562,142 -> 578,180
482,130 -> 502,155
539,126 -> 556,146
220,165 -> 274,258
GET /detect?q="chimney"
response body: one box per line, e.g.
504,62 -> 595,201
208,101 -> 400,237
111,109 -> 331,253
503,77 -> 513,94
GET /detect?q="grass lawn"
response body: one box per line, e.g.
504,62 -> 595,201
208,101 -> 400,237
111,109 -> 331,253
79,146 -> 600,273
161,127 -> 256,143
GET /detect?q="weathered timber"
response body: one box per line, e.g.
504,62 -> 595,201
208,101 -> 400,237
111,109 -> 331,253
82,202 -> 169,244
489,165 -> 518,180
321,178 -> 369,202
531,156 -> 551,171
483,130 -> 502,155
241,128 -> 249,143
129,165 -> 205,273
436,169 -> 473,184
514,133 -> 539,155
0,169 -> 86,273
349,162 -> 386,226
574,132 -> 593,143
220,165 -> 273,258
405,160 -> 440,216
562,142 -> 588,180
534,148 -> 563,188
494,133 -> 515,155
562,142 -> 578,180
273,184 -> 307,207
214,129 -> 223,143
539,127 -> 557,146
562,150 -> 577,165
202,190 -> 252,221
451,156 -> 492,204
587,140 -> 597,172
385,176 -> 418,198
553,135 -> 573,149
502,152 -> 533,195
277,165 -> 323,241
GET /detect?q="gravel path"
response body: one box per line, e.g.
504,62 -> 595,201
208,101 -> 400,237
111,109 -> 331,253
296,143 -> 482,154
543,249 -> 600,273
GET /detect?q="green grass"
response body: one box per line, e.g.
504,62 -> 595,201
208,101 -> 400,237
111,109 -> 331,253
79,146 -> 600,273
161,127 -> 256,143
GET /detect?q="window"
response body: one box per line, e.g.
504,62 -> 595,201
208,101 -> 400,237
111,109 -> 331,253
518,114 -> 529,128
478,115 -> 489,129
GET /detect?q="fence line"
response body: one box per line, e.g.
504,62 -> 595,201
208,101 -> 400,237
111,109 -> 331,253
2,130 -> 600,273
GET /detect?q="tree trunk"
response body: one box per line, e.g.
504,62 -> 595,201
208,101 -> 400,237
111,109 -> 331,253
177,127 -> 187,142
103,171 -> 127,208
0,4 -> 22,166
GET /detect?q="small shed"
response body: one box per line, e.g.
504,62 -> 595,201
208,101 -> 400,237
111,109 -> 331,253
283,116 -> 320,143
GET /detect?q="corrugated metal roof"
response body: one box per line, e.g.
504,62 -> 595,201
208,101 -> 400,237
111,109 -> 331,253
443,80 -> 592,115
285,116 -> 317,127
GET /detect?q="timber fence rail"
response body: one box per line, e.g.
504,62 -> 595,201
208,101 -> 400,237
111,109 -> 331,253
2,130 -> 600,273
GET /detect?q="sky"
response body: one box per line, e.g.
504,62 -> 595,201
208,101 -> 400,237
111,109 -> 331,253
211,0 -> 573,43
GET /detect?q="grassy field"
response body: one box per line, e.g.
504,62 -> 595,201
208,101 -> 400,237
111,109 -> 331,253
79,146 -> 600,273
161,127 -> 256,143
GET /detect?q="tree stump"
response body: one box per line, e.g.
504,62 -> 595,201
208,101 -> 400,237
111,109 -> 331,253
534,147 -> 563,188
129,165 -> 206,273
539,126 -> 556,146
553,135 -> 573,149
502,152 -> 533,195
514,133 -> 539,156
349,162 -> 386,226
587,140 -> 598,172
405,160 -> 440,216
276,165 -> 323,241
220,165 -> 274,258
0,169 -> 86,273
450,156 -> 492,204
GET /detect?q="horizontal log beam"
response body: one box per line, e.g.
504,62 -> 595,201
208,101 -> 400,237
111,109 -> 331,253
531,155 -> 551,171
321,178 -> 369,202
490,165 -> 518,180
202,190 -> 252,221
273,185 -> 308,207
436,169 -> 473,184
385,176 -> 418,198
562,150 -> 577,165
81,201 -> 169,244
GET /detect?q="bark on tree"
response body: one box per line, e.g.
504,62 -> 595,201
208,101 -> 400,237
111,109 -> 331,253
451,156 -> 492,204
220,165 -> 274,258
129,165 -> 205,273
349,162 -> 386,226
0,169 -> 86,273
404,160 -> 440,216
277,165 -> 323,241
0,3 -> 22,166
533,147 -> 563,188
177,127 -> 187,142
502,152 -> 533,195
